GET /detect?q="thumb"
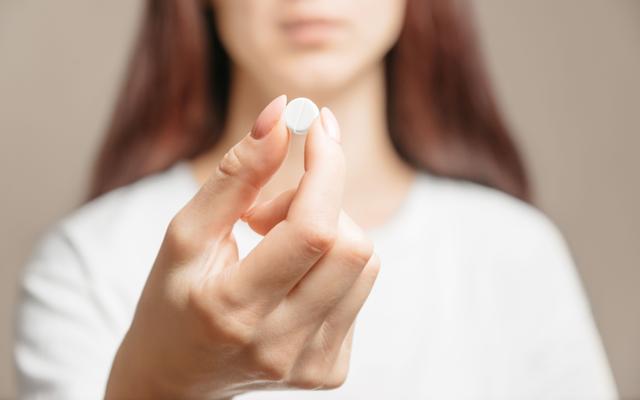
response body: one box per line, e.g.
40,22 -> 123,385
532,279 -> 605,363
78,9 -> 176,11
180,95 -> 290,242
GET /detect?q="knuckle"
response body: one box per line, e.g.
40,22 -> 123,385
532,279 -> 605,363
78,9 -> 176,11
209,312 -> 256,347
251,349 -> 295,381
295,222 -> 337,256
292,368 -> 325,390
215,144 -> 260,192
342,236 -> 374,268
321,358 -> 351,390
362,253 -> 382,281
189,290 -> 255,347
322,371 -> 348,389
216,145 -> 244,181
214,283 -> 247,311
164,213 -> 200,256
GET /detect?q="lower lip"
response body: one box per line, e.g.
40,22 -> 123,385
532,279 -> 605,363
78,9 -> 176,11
281,21 -> 342,46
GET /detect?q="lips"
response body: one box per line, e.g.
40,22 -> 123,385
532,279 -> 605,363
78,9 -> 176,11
280,16 -> 345,46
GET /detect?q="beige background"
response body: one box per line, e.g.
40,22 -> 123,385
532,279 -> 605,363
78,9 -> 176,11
1,1 -> 638,398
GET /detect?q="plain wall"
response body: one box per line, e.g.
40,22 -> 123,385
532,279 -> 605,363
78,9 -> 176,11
1,1 -> 638,398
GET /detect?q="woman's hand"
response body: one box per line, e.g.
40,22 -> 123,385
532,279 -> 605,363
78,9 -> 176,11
105,95 -> 380,400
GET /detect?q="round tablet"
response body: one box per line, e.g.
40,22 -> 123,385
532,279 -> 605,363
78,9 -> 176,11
284,97 -> 320,135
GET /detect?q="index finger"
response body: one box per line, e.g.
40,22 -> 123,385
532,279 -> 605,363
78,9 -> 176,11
224,107 -> 345,311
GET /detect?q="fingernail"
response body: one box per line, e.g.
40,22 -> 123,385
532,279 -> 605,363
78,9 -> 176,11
239,210 -> 252,222
251,95 -> 287,139
240,205 -> 256,221
321,107 -> 341,143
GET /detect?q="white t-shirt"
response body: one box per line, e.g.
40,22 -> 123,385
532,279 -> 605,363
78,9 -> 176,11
14,161 -> 617,399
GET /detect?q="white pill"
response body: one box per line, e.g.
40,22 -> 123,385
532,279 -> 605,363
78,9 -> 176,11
284,97 -> 320,135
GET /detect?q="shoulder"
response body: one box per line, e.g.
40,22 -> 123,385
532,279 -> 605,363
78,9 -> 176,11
14,164 -> 196,399
410,171 -> 583,316
60,162 -> 196,244
405,171 -> 576,287
25,162 -> 198,293
57,162 -> 196,252
412,171 -> 568,257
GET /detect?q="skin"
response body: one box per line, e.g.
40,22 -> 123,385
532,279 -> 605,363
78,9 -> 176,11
194,0 -> 416,229
106,0 -> 416,398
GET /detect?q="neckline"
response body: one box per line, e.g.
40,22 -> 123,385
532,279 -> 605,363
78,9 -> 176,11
172,160 -> 425,239
365,170 -> 424,239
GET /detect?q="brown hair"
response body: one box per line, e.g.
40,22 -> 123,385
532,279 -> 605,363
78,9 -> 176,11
89,0 -> 531,202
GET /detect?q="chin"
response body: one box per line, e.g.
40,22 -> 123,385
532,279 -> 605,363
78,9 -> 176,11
264,54 -> 363,98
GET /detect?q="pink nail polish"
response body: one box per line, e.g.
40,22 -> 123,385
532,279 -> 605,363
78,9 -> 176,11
321,107 -> 341,143
251,95 -> 287,139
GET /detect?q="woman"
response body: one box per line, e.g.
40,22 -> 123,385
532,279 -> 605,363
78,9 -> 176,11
14,0 -> 617,398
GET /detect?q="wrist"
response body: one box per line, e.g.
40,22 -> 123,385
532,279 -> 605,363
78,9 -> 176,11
104,337 -> 155,399
104,330 -> 237,400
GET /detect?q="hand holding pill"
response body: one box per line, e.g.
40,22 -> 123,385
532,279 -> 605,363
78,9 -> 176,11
107,95 -> 377,398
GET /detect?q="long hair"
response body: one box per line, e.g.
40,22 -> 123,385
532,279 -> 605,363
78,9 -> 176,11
88,0 -> 531,202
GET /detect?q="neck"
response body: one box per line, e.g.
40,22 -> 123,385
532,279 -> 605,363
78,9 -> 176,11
191,63 -> 416,230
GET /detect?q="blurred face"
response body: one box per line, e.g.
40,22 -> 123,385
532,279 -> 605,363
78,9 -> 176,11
212,0 -> 407,97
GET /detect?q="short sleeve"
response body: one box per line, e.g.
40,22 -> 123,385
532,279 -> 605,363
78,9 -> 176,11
13,226 -> 119,399
507,214 -> 619,399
